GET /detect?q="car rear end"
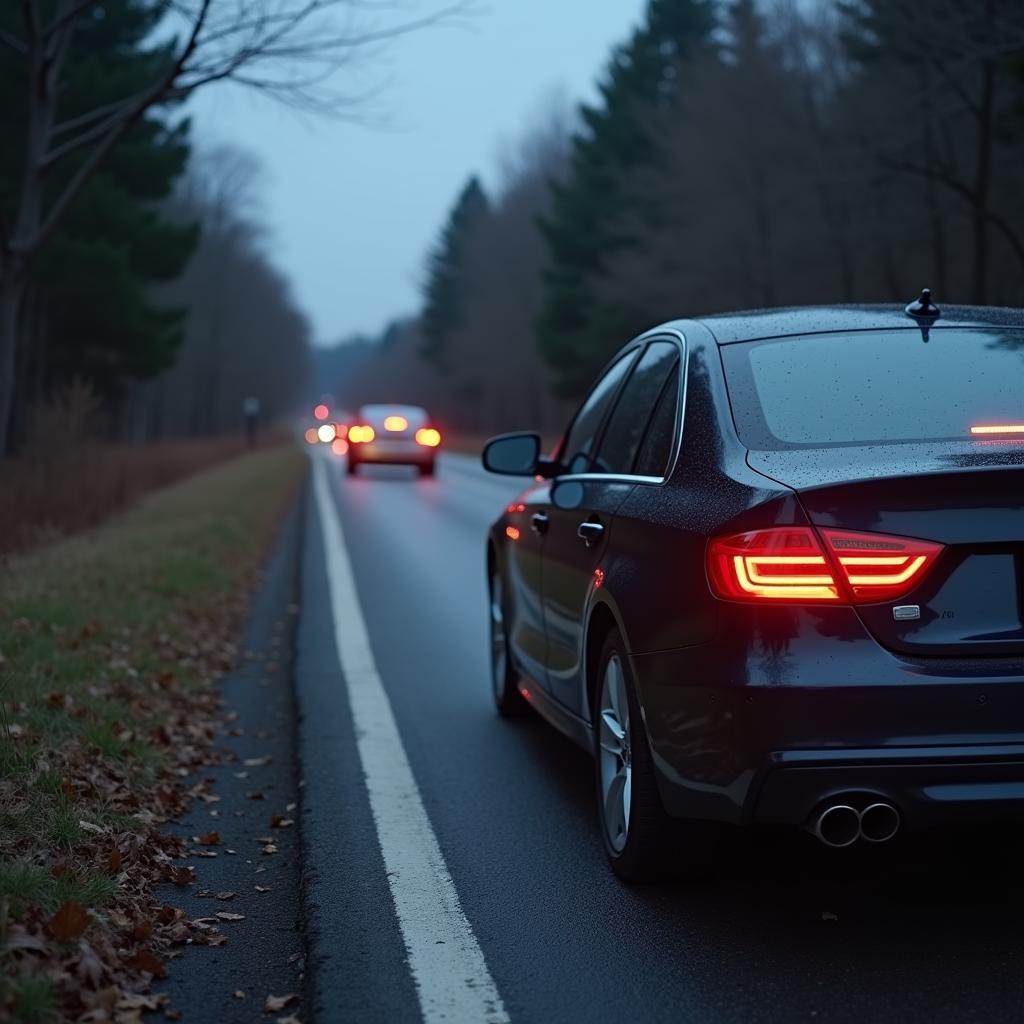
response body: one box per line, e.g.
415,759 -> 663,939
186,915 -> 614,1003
347,405 -> 442,476
643,318 -> 1024,844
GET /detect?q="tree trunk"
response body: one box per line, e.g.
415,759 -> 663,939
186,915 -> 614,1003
0,271 -> 27,457
969,57 -> 995,305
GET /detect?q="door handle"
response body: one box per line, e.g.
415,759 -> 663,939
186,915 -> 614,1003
530,512 -> 549,534
577,520 -> 604,548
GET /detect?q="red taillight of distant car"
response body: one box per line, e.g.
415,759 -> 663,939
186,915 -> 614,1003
349,425 -> 375,443
707,526 -> 943,604
415,428 -> 442,448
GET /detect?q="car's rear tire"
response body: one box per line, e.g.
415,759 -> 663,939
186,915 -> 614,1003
419,461 -> 436,477
346,459 -> 359,476
489,564 -> 528,717
593,628 -> 719,882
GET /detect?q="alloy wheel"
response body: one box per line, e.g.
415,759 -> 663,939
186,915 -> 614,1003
490,571 -> 508,699
598,654 -> 632,852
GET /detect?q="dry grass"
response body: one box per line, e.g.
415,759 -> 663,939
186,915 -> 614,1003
0,436 -> 266,556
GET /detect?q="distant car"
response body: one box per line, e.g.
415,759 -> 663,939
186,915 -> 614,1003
483,296 -> 1024,882
347,404 -> 441,477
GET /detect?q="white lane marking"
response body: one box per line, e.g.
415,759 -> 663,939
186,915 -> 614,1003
312,457 -> 510,1024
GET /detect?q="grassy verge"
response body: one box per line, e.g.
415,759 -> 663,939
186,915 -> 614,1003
0,444 -> 306,1022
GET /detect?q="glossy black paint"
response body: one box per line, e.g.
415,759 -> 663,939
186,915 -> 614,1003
485,305 -> 1024,835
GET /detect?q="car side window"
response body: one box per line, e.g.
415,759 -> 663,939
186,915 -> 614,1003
591,341 -> 679,476
559,350 -> 638,474
633,357 -> 681,478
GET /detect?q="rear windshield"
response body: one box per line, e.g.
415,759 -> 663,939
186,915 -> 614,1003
359,405 -> 428,428
721,328 -> 1024,449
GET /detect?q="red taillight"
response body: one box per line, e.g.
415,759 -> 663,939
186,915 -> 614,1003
708,526 -> 942,605
415,427 -> 441,448
821,528 -> 943,602
349,424 -> 375,443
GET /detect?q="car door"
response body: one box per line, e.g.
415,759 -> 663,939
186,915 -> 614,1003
541,341 -> 681,714
502,478 -> 552,690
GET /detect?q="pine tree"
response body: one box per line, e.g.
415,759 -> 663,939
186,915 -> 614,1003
537,0 -> 716,397
421,176 -> 489,366
33,2 -> 196,407
0,2 -> 196,437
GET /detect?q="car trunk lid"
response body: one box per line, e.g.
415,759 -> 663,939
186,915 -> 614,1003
748,443 -> 1024,656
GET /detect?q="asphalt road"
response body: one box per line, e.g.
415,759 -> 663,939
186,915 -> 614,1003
296,450 -> 1024,1024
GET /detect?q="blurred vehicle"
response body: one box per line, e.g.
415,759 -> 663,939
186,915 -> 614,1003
347,404 -> 441,477
483,295 -> 1024,882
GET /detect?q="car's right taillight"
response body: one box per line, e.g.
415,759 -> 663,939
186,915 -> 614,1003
707,526 -> 943,605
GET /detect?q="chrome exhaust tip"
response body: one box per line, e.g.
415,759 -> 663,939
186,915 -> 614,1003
859,802 -> 901,843
811,804 -> 861,848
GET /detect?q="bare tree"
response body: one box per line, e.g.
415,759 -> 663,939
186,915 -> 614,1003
0,0 -> 470,454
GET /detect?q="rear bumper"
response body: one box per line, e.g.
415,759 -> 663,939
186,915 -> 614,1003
631,627 -> 1024,829
350,440 -> 434,464
753,747 -> 1024,829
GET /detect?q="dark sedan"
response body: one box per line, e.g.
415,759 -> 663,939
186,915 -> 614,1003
483,297 -> 1024,881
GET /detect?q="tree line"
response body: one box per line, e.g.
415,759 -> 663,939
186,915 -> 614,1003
321,0 -> 1024,435
0,0 -> 465,457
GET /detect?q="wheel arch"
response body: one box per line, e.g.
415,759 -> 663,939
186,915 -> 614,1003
583,598 -> 627,721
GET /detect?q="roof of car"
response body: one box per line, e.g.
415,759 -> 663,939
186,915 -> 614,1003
690,303 -> 1024,345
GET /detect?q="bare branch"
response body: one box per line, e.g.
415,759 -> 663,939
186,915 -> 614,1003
41,0 -> 101,40
19,0 -> 41,40
0,27 -> 29,55
42,90 -> 157,170
883,157 -> 1024,274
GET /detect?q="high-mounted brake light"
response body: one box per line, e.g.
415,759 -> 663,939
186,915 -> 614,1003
708,527 -> 942,604
384,415 -> 408,432
415,427 -> 441,448
970,423 -> 1024,435
349,424 -> 375,443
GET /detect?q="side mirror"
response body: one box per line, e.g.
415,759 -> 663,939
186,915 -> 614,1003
482,433 -> 544,476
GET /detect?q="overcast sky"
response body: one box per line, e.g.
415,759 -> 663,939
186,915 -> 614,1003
188,1 -> 647,347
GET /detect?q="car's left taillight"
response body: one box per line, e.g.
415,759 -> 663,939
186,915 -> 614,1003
415,427 -> 441,448
707,526 -> 943,604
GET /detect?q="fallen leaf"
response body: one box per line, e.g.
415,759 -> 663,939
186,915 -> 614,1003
4,925 -> 48,952
197,830 -> 221,846
255,885 -> 271,893
117,993 -> 166,1011
264,993 -> 299,1012
216,912 -> 245,921
126,948 -> 167,977
243,755 -> 272,767
270,815 -> 294,829
215,892 -> 237,900
277,1017 -> 302,1024
48,901 -> 90,942
260,843 -> 279,855
168,867 -> 193,887
285,803 -> 297,812
156,905 -> 179,924
233,991 -> 246,1000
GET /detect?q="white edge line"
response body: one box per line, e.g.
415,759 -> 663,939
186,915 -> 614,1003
312,456 -> 510,1024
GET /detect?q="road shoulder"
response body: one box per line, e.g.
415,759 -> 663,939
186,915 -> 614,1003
156,493 -> 306,1021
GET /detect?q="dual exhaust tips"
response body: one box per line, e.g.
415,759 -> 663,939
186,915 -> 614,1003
810,801 -> 900,847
